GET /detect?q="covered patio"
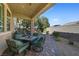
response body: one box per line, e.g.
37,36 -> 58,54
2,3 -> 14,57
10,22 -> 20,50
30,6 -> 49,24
0,3 -> 55,55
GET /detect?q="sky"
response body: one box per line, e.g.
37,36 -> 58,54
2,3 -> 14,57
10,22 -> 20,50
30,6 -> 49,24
41,3 -> 79,26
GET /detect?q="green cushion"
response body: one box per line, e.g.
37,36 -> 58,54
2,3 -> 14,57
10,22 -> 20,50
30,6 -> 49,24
15,34 -> 23,39
6,39 -> 30,53
32,36 -> 45,47
18,43 -> 29,53
13,40 -> 24,48
32,37 -> 38,42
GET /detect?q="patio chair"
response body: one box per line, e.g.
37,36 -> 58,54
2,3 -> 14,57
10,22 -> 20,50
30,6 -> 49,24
33,32 -> 39,36
6,39 -> 30,55
12,31 -> 23,39
31,36 -> 45,52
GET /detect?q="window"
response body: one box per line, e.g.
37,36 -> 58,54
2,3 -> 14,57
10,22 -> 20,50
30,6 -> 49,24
6,10 -> 10,31
0,4 -> 4,32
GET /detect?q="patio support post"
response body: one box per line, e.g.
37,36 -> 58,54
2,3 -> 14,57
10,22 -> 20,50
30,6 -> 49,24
10,16 -> 14,32
3,4 -> 14,32
31,18 -> 35,36
4,4 -> 7,32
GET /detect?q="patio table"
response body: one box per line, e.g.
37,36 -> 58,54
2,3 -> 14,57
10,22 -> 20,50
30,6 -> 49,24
17,36 -> 37,43
20,36 -> 37,39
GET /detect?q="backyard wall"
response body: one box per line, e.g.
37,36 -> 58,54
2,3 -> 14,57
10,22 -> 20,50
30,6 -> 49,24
46,24 -> 79,47
0,31 -> 12,55
46,24 -> 79,34
58,32 -> 79,47
58,32 -> 79,42
54,24 -> 79,33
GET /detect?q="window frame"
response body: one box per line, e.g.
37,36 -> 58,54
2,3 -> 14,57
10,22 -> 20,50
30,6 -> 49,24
0,4 -> 4,32
6,9 -> 11,31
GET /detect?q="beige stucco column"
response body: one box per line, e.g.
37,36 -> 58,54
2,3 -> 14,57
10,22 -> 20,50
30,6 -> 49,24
31,18 -> 35,36
3,3 -> 14,32
10,16 -> 14,32
4,4 -> 7,32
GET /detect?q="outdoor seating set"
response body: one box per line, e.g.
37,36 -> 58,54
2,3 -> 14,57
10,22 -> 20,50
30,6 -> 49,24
6,31 -> 45,55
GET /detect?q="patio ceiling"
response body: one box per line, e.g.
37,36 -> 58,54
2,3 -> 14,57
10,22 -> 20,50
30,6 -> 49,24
8,3 -> 54,19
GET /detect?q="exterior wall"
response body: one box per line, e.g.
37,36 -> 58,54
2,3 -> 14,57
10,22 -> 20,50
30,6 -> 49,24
0,4 -> 13,55
0,31 -> 12,55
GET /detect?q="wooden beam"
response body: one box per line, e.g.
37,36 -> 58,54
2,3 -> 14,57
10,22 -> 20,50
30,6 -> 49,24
4,3 -> 12,15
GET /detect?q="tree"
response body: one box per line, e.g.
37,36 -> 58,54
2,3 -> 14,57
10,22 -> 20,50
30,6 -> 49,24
35,16 -> 50,32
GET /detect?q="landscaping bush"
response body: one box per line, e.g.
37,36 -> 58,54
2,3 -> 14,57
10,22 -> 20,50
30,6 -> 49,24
53,32 -> 60,41
46,31 -> 49,35
53,32 -> 60,38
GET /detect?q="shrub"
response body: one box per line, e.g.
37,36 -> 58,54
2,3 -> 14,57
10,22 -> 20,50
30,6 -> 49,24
53,32 -> 60,38
46,31 -> 49,34
53,32 -> 60,41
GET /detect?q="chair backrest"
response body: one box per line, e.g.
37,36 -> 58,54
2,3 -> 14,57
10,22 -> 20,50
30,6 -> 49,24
34,36 -> 45,47
6,39 -> 17,48
32,37 -> 38,44
38,37 -> 45,44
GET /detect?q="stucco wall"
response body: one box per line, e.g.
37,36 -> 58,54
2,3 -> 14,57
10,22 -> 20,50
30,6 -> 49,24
54,25 -> 79,33
0,31 -> 12,55
46,24 -> 79,34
